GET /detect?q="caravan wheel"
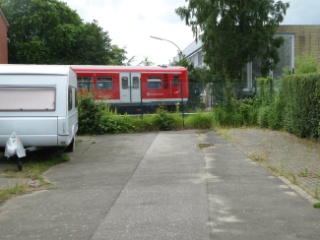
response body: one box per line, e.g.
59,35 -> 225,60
66,137 -> 75,152
17,158 -> 22,171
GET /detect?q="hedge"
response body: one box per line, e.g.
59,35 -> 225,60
280,73 -> 320,139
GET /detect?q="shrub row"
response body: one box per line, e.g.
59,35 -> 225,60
77,94 -> 216,134
280,74 -> 320,138
77,71 -> 320,141
213,73 -> 320,140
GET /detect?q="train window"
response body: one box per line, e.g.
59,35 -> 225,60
97,77 -> 113,90
174,75 -> 179,86
77,77 -> 93,91
147,77 -> 162,89
132,77 -> 139,89
122,77 -> 129,89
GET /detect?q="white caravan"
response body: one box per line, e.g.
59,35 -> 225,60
0,65 -> 78,158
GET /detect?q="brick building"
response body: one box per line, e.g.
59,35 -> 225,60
277,25 -> 320,67
0,7 -> 9,64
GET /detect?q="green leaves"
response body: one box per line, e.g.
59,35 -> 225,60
281,74 -> 320,138
0,0 -> 126,65
295,53 -> 319,74
176,0 -> 290,79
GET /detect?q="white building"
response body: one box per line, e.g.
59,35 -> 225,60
176,25 -> 320,107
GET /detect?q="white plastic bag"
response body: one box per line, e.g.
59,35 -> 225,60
4,132 -> 26,158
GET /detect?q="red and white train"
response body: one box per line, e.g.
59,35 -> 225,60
72,65 -> 189,112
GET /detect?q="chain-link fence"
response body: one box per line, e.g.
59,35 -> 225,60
107,79 -> 187,115
111,80 -> 257,116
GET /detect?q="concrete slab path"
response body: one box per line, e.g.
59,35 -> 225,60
0,131 -> 319,240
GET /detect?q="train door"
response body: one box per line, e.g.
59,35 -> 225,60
131,72 -> 141,102
120,72 -> 141,103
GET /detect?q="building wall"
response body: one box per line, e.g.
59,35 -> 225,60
181,25 -> 320,106
183,25 -> 320,69
278,25 -> 320,63
0,10 -> 8,64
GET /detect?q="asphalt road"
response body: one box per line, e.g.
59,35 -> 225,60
0,130 -> 319,240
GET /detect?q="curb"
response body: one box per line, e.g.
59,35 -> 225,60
278,176 -> 320,206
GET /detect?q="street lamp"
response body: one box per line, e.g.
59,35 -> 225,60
150,36 -> 185,127
150,36 -> 182,54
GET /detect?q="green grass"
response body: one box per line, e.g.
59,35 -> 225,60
313,202 -> 320,208
184,112 -> 215,129
0,184 -> 27,205
248,152 -> 266,162
0,149 -> 69,205
298,167 -> 309,177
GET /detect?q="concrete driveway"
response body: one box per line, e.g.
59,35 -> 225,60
0,130 -> 319,240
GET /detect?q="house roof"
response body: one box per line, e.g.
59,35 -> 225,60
0,7 -> 10,27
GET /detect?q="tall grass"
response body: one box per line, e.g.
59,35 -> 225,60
184,112 -> 216,129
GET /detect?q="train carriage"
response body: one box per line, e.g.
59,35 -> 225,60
72,66 -> 188,112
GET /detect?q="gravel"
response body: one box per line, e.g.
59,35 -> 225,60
221,128 -> 320,200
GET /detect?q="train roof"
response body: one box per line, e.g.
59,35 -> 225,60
71,65 -> 187,74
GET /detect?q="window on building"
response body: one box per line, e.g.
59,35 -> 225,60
198,51 -> 203,66
273,34 -> 294,78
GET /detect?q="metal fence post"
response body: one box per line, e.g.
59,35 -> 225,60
180,80 -> 184,128
140,78 -> 143,119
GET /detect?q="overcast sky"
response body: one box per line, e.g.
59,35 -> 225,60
62,0 -> 320,66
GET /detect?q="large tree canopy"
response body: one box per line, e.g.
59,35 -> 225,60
0,0 -> 127,65
176,0 -> 290,79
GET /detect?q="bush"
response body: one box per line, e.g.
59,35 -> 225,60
152,106 -> 182,131
184,112 -> 214,129
78,94 -> 105,135
295,53 -> 319,74
211,97 -> 259,127
280,73 -> 320,138
257,106 -> 270,128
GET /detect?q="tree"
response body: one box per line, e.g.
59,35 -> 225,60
124,56 -> 136,66
172,53 -> 212,110
0,0 -> 127,65
176,0 -> 290,79
74,20 -> 113,65
138,57 -> 154,66
107,45 -> 128,65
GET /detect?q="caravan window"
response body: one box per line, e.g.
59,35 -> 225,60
0,86 -> 56,111
68,87 -> 73,111
75,89 -> 78,108
68,87 -> 78,111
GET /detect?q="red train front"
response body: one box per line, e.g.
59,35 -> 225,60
72,66 -> 189,112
